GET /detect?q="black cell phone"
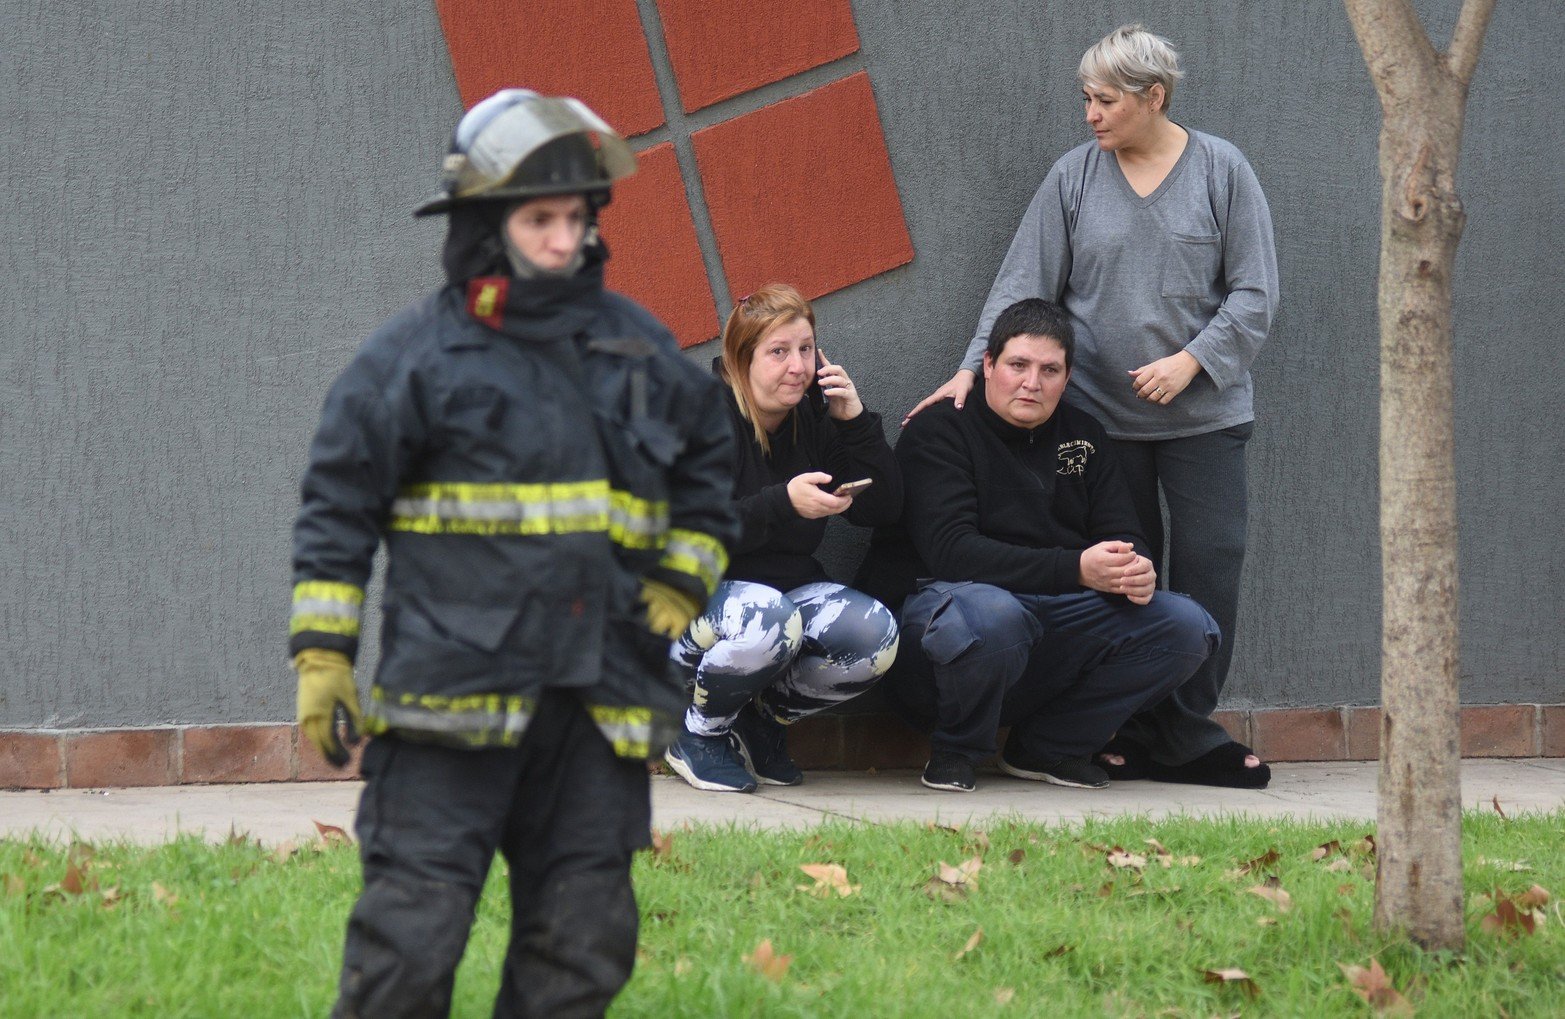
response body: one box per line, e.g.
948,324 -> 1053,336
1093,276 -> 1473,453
832,478 -> 873,497
806,347 -> 827,413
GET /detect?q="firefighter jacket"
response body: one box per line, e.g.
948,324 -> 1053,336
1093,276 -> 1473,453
289,267 -> 737,758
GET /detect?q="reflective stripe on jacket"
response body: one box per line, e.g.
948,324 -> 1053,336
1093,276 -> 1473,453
290,283 -> 736,756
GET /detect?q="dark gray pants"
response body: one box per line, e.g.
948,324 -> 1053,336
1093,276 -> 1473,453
884,582 -> 1217,762
334,691 -> 650,1019
1112,421 -> 1253,764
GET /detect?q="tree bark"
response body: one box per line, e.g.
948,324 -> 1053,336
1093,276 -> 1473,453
1343,0 -> 1495,952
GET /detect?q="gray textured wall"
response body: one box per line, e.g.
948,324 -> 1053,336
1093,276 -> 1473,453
3,0 -> 1560,728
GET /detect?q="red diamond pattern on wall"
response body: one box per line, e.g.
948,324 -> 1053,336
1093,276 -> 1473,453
433,5 -> 914,346
600,143 -> 720,347
655,0 -> 860,113
694,72 -> 913,302
433,0 -> 665,134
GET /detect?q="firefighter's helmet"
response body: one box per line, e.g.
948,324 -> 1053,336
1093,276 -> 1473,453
414,89 -> 636,217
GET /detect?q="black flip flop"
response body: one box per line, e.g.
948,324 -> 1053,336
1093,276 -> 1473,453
1146,741 -> 1271,790
1094,735 -> 1153,781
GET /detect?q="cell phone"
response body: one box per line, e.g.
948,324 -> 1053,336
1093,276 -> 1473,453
832,478 -> 873,497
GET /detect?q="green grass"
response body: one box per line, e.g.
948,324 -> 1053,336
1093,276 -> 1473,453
2,812 -> 1561,1016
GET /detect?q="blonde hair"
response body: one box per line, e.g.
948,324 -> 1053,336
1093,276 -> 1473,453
1078,25 -> 1185,113
719,283 -> 816,456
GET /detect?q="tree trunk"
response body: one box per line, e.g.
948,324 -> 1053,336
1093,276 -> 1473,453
1343,0 -> 1496,952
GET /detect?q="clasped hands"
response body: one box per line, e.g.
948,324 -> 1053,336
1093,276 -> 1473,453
1079,541 -> 1156,604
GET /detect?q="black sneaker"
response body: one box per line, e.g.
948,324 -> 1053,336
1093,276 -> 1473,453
921,750 -> 977,792
664,730 -> 757,793
998,751 -> 1110,789
729,702 -> 803,786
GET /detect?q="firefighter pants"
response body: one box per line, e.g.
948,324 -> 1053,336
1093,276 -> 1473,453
332,689 -> 651,1019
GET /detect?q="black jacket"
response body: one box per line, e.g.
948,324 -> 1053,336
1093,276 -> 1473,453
856,380 -> 1147,609
290,259 -> 738,757
719,360 -> 902,593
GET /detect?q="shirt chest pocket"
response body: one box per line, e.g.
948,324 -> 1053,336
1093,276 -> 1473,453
1160,231 -> 1222,299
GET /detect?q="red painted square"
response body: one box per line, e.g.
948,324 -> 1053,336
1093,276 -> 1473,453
694,73 -> 913,303
600,143 -> 720,347
656,0 -> 860,112
434,0 -> 665,135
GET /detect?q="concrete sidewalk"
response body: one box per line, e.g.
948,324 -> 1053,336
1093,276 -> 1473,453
3,759 -> 1562,846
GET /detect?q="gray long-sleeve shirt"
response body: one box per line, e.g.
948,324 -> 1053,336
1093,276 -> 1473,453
961,129 -> 1279,441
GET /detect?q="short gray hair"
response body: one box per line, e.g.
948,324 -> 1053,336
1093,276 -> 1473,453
1078,25 -> 1185,113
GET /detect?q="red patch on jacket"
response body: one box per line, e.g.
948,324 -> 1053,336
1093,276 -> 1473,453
466,276 -> 508,329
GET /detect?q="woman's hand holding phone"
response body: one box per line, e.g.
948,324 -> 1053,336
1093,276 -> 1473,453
787,472 -> 853,519
816,349 -> 864,421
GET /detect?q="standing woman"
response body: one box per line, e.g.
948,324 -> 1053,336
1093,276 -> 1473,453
907,26 -> 1279,787
665,284 -> 902,793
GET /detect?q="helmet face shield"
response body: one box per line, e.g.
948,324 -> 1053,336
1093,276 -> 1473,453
416,90 -> 637,216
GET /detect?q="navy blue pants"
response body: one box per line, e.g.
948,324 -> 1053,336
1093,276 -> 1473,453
334,691 -> 649,1019
884,582 -> 1218,763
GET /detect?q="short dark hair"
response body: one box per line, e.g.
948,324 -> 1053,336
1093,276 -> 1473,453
986,299 -> 1075,369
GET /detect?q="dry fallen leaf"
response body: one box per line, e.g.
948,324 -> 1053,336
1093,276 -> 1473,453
1201,968 -> 1261,999
1481,890 -> 1541,938
994,987 -> 1016,1005
1517,884 -> 1551,910
98,886 -> 122,909
1145,838 -> 1171,857
650,829 -> 674,860
1326,858 -> 1353,873
61,861 -> 97,896
1339,959 -> 1413,1015
4,874 -> 26,897
924,856 -> 983,902
1311,840 -> 1343,862
272,840 -> 301,864
1492,794 -> 1507,819
1234,848 -> 1281,877
797,863 -> 860,898
67,842 -> 96,867
313,819 -> 352,845
1107,847 -> 1148,872
152,882 -> 178,906
1246,882 -> 1294,913
743,939 -> 792,982
1044,944 -> 1073,959
1008,848 -> 1026,865
673,956 -> 692,977
953,927 -> 983,961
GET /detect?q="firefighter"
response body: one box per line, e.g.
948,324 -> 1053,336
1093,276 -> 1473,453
288,88 -> 738,1018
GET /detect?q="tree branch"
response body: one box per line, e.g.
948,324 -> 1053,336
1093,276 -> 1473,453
1343,0 -> 1440,99
1446,0 -> 1497,85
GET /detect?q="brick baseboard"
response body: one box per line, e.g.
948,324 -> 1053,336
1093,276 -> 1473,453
3,704 -> 1562,789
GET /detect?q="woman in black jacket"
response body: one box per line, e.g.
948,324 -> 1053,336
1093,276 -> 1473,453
665,284 -> 902,792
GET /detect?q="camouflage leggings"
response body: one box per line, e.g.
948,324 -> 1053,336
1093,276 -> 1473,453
671,580 -> 899,736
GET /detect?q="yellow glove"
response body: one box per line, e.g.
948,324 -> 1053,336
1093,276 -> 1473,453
639,579 -> 702,640
294,648 -> 363,767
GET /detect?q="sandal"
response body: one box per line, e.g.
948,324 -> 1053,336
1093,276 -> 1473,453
1146,741 -> 1271,790
1094,735 -> 1152,781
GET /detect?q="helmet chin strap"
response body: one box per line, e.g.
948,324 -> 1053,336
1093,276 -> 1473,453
503,222 -> 595,280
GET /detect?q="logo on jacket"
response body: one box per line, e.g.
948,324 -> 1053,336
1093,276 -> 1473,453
1056,439 -> 1095,476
